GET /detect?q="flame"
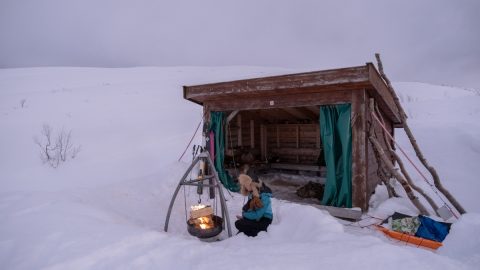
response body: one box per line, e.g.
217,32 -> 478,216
196,216 -> 214,229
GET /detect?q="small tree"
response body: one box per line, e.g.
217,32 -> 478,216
34,124 -> 81,168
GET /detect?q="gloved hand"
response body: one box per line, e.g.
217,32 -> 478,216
249,196 -> 263,210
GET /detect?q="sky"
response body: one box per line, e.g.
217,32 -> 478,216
1,0 -> 479,89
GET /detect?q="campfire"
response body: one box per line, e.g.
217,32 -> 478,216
187,204 -> 223,239
189,204 -> 215,229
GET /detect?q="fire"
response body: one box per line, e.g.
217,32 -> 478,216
196,216 -> 214,230
189,204 -> 215,230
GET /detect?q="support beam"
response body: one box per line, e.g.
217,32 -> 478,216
351,89 -> 368,210
226,110 -> 240,124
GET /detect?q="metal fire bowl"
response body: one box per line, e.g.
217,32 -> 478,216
187,215 -> 223,239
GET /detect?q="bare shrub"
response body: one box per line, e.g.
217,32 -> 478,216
34,124 -> 81,168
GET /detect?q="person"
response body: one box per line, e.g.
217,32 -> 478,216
235,174 -> 273,237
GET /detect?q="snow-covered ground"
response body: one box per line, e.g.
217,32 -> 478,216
1,67 -> 479,270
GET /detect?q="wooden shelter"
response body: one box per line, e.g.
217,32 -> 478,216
183,63 -> 402,211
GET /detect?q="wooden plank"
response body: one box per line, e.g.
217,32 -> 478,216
270,163 -> 326,172
207,90 -> 352,111
367,63 -> 401,124
190,205 -> 213,219
309,204 -> 362,220
270,147 -> 320,156
351,89 -> 368,210
185,65 -> 370,101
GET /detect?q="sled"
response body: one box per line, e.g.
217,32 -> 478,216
375,225 -> 443,250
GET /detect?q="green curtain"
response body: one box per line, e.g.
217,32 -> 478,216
320,104 -> 352,208
209,112 -> 240,192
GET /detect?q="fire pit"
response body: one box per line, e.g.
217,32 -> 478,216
187,204 -> 223,239
187,215 -> 223,239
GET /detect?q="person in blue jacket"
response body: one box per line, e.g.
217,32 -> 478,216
235,174 -> 273,237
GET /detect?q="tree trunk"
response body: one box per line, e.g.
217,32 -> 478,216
375,53 -> 466,214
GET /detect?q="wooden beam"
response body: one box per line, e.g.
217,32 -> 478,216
367,63 -> 401,124
269,147 -> 320,156
351,89 -> 368,211
184,65 -> 370,101
207,90 -> 352,111
270,163 -> 326,172
309,204 -> 362,220
226,110 -> 239,124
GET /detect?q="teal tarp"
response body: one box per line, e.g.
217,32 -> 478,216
319,104 -> 352,208
209,112 -> 240,192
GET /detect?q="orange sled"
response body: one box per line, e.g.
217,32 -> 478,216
375,225 -> 443,250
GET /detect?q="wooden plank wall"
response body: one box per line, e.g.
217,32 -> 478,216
266,124 -> 320,164
225,112 -> 321,165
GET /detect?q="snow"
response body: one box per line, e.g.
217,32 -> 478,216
1,67 -> 479,270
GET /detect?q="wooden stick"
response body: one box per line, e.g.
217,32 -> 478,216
375,53 -> 466,214
369,134 -> 429,215
370,99 -> 439,214
390,148 -> 440,216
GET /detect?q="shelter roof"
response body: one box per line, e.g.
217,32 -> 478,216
184,63 -> 402,124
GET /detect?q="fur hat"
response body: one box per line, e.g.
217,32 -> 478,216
238,174 -> 262,198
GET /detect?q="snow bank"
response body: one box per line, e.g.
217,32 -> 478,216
0,67 -> 479,269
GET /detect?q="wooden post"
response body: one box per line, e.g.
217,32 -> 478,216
351,89 -> 368,211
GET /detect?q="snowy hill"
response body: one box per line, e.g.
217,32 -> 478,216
1,67 -> 479,270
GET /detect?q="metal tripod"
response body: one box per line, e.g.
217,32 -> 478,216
164,151 -> 233,238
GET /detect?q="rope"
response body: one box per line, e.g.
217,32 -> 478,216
178,120 -> 202,162
370,111 -> 459,219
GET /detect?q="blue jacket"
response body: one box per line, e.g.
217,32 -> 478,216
242,192 -> 273,221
